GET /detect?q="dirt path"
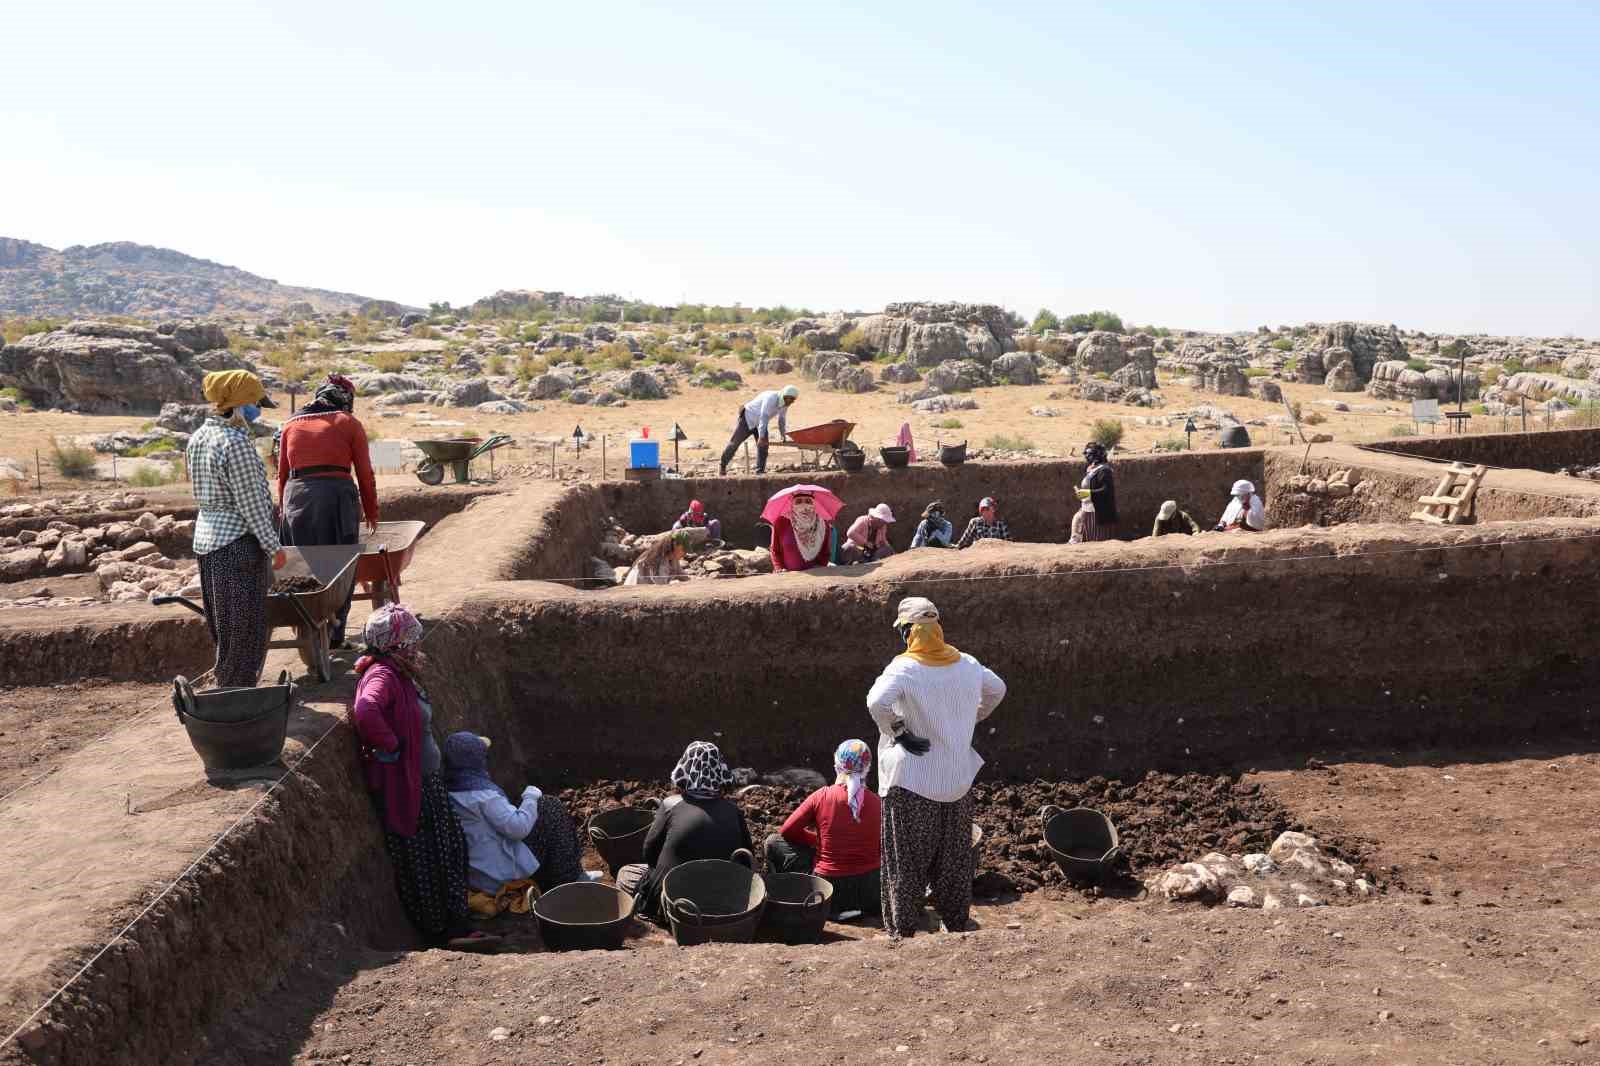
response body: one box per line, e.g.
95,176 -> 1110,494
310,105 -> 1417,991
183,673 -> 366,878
198,749 -> 1600,1066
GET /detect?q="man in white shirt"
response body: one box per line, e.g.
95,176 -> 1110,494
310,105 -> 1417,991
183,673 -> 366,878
719,385 -> 798,475
867,597 -> 1006,937
1215,478 -> 1267,532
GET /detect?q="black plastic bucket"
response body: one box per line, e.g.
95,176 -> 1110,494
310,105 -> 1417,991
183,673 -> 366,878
761,872 -> 833,944
533,881 -> 634,951
662,859 -> 767,946
587,806 -> 656,876
1040,805 -> 1120,884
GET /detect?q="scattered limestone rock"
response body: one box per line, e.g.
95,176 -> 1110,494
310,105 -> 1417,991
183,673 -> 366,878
1226,886 -> 1259,908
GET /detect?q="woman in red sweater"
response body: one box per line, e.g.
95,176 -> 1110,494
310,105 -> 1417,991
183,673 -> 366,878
276,374 -> 379,646
763,739 -> 882,920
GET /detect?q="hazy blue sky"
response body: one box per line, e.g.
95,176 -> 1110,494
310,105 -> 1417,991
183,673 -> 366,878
7,1 -> 1598,334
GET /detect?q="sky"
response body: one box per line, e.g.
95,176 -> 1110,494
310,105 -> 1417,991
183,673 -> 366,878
5,1 -> 1599,335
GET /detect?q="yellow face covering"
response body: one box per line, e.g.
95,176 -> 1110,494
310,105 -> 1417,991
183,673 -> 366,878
897,621 -> 961,667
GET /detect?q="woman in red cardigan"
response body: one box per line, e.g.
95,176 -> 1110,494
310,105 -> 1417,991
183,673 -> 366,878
763,739 -> 882,919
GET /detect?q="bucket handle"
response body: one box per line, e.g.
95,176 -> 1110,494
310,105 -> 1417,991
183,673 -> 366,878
729,848 -> 754,869
801,890 -> 827,918
588,824 -> 610,843
1039,804 -> 1062,826
642,796 -> 662,810
674,898 -> 704,926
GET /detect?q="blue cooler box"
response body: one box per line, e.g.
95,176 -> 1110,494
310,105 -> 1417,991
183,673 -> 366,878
630,438 -> 660,469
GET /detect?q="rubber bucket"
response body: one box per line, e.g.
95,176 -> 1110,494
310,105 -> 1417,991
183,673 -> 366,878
173,674 -> 293,771
1040,805 -> 1120,884
532,881 -> 634,951
939,441 -> 967,466
662,859 -> 767,946
587,806 -> 656,876
879,446 -> 910,469
761,872 -> 833,944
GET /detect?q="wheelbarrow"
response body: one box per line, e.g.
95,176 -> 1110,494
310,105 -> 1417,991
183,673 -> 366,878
153,543 -> 362,683
769,420 -> 857,470
414,434 -> 515,485
353,520 -> 426,608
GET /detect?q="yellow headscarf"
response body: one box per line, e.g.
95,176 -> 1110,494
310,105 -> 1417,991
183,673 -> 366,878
202,370 -> 266,413
898,621 -> 961,667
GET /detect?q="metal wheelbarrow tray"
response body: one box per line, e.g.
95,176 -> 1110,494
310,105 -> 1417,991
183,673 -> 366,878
768,420 -> 857,470
153,543 -> 362,684
353,519 -> 426,608
413,434 -> 515,485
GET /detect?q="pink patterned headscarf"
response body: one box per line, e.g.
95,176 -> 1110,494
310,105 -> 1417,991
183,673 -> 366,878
834,739 -> 872,821
355,603 -> 424,675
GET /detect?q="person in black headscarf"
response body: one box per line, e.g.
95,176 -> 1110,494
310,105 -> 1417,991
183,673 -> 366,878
614,741 -> 753,920
1077,441 -> 1119,541
275,374 -> 378,646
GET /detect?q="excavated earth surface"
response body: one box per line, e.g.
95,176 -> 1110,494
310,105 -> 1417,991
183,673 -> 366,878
559,771 -> 1380,899
192,747 -> 1600,1066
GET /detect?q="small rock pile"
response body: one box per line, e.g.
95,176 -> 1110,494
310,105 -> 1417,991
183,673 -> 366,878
1283,467 -> 1367,500
1,507 -> 199,603
590,520 -> 773,586
0,492 -> 149,519
1149,830 -> 1374,910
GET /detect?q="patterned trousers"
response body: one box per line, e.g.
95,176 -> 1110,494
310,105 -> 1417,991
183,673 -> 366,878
196,533 -> 272,687
880,786 -> 974,938
383,773 -> 470,941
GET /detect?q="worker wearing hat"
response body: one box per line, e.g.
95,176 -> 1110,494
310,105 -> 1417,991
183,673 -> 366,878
719,384 -> 798,475
867,596 -> 1006,937
185,370 -> 285,687
672,498 -> 722,543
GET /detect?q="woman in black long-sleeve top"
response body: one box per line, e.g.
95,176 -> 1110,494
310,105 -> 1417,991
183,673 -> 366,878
615,741 -> 752,919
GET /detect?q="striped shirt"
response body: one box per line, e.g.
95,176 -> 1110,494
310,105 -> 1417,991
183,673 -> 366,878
186,417 -> 282,556
867,653 -> 1006,802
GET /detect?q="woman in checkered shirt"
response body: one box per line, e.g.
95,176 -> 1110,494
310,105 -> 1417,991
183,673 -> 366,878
185,371 -> 286,686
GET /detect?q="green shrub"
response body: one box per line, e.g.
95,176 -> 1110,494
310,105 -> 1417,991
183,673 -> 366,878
1243,368 -> 1271,378
0,386 -> 32,410
127,462 -> 185,488
737,348 -> 757,364
931,417 -> 963,429
1283,357 -> 1298,373
717,379 -> 740,391
364,350 -> 410,373
1269,338 -> 1293,351
1387,423 -> 1415,438
516,353 -> 548,381
1152,436 -> 1187,452
51,439 -> 96,479
1031,309 -> 1060,332
984,433 -> 1035,451
1302,410 -> 1327,426
1406,358 -> 1431,372
1060,310 -> 1124,334
1503,355 -> 1525,374
839,327 -> 873,357
123,435 -> 182,457
1088,418 -> 1124,448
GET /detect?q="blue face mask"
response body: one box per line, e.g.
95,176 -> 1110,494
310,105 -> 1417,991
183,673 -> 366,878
239,404 -> 261,423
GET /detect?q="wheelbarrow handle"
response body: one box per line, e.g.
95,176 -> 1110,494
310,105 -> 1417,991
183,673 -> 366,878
152,594 -> 207,618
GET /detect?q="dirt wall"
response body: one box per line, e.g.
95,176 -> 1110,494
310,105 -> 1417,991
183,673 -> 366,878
1367,426 -> 1600,471
599,450 -> 1268,548
421,520 -> 1600,789
4,720 -> 406,1066
0,610 -> 211,688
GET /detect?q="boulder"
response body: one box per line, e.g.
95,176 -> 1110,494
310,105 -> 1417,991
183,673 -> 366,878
1317,322 -> 1405,384
1326,358 -> 1362,393
880,361 -> 921,384
1268,831 -> 1319,863
615,369 -> 668,400
781,314 -> 851,351
373,390 -> 431,407
0,322 -> 210,414
476,400 -> 524,415
567,388 -> 593,405
926,360 -> 990,393
911,395 -> 980,414
440,378 -> 503,407
349,372 -> 431,395
1252,378 -> 1283,403
1199,354 -> 1250,396
530,370 -> 579,399
157,320 -> 229,353
690,367 -> 743,388
1075,332 -> 1127,375
1111,347 -> 1158,389
803,352 -> 855,385
398,311 -> 427,328
1154,862 -> 1222,903
0,546 -> 46,580
823,365 -> 875,393
854,303 -> 1015,366
992,352 -> 1041,385
752,357 -> 793,375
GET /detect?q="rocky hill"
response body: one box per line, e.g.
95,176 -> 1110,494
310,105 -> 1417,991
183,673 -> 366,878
0,237 -> 404,320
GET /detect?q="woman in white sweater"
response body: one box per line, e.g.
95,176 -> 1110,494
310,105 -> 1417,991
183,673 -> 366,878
866,597 -> 1006,937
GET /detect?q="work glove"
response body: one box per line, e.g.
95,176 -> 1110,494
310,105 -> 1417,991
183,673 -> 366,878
523,785 -> 543,803
893,727 -> 931,756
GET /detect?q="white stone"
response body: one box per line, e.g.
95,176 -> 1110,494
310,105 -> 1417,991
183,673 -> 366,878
1261,893 -> 1283,912
1241,853 -> 1276,875
1354,878 -> 1374,896
1296,894 -> 1325,908
1268,831 -> 1319,863
1226,886 -> 1259,908
1154,862 -> 1221,902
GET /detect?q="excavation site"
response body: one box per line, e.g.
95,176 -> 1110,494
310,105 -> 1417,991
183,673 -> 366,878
4,429 -> 1600,1066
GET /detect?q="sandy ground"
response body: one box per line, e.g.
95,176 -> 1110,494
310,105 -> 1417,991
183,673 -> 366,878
2,361 -> 1520,495
198,747 -> 1600,1066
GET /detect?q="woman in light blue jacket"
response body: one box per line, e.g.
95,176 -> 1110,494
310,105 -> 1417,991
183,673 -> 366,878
442,732 -> 588,916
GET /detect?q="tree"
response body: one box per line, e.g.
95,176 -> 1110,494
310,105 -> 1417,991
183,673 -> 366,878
1031,309 -> 1060,332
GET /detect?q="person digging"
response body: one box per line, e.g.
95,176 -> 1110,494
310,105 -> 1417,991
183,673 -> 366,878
719,385 -> 798,475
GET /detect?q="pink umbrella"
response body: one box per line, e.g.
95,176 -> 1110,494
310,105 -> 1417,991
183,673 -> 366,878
761,484 -> 844,524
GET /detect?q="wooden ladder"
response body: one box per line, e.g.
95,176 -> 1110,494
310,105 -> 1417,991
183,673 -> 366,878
1410,462 -> 1486,525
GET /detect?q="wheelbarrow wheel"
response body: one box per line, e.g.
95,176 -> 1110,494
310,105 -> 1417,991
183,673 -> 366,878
297,622 -> 334,683
416,461 -> 445,486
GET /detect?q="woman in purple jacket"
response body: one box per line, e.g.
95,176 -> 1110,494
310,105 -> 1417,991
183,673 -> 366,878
351,604 -> 487,948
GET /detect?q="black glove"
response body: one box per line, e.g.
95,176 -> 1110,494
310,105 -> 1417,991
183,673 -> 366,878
893,728 -> 931,756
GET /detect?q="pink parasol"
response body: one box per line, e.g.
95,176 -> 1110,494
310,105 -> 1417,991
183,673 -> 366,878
761,484 -> 844,524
